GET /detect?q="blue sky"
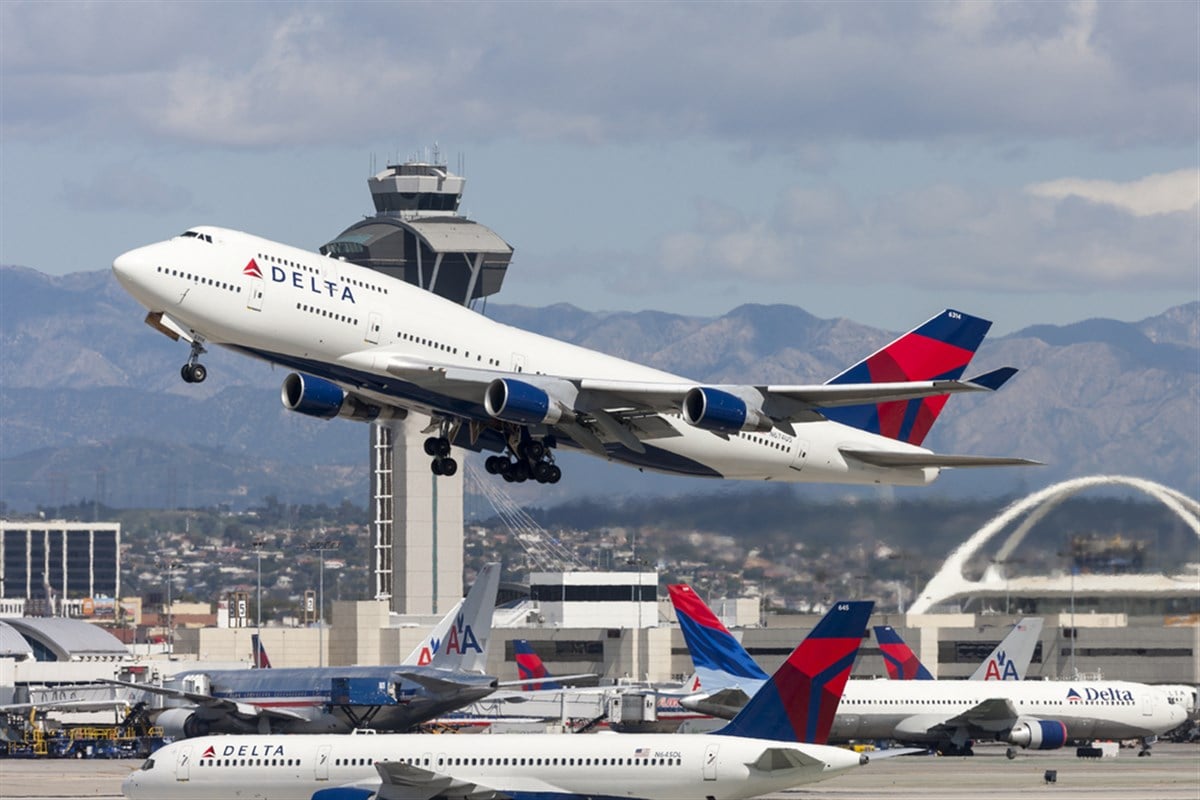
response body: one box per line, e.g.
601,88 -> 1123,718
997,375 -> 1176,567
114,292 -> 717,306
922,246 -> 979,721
2,1 -> 1196,334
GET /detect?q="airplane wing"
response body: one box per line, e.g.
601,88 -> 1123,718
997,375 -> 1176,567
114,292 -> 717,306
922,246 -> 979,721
97,679 -> 309,723
945,697 -> 1021,734
841,450 -> 1044,468
391,670 -> 498,696
338,347 -> 1019,438
372,759 -> 500,800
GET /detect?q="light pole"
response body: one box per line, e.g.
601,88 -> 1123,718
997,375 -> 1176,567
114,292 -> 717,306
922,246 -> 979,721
164,560 -> 181,657
308,538 -> 340,668
253,537 -> 267,668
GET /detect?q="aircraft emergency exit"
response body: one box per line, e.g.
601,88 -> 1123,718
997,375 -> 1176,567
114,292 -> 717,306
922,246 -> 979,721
112,227 -> 1038,488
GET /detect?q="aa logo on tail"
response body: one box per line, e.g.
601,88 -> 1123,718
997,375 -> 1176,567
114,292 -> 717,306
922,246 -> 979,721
983,651 -> 1019,680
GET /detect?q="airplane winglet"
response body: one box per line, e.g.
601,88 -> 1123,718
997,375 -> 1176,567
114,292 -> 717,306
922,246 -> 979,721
966,367 -> 1018,391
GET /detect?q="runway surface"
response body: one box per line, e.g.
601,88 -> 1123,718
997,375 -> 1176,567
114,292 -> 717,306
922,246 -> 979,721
0,743 -> 1196,799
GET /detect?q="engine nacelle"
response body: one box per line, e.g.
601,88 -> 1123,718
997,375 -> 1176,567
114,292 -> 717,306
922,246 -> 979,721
156,707 -> 211,739
1007,719 -> 1068,750
682,387 -> 772,433
281,373 -> 402,422
484,378 -> 565,425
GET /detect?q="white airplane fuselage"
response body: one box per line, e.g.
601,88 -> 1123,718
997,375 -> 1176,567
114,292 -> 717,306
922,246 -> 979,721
833,679 -> 1187,744
122,731 -> 865,800
112,226 -> 940,486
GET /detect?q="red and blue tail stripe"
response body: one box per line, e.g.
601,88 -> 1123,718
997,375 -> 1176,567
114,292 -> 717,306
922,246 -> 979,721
716,600 -> 873,744
514,639 -> 561,690
669,584 -> 769,681
823,309 -> 991,445
874,625 -> 934,680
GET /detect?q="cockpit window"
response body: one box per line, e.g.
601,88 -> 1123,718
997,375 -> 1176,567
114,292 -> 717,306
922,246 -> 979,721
179,230 -> 213,243
140,758 -> 155,771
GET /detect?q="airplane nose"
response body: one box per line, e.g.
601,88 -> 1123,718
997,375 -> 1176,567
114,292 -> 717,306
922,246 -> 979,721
120,772 -> 138,798
112,248 -> 141,281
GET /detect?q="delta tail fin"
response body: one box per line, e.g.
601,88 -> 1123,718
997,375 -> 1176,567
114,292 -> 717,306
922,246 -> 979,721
715,600 -> 873,744
823,309 -> 991,445
669,584 -> 770,694
970,617 -> 1044,681
873,625 -> 933,680
251,634 -> 272,669
513,640 -> 562,691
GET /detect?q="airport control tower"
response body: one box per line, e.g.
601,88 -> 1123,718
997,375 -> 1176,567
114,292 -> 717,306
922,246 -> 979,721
321,157 -> 513,616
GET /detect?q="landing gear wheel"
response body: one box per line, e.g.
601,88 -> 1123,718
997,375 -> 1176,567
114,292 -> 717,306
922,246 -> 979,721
424,437 -> 439,456
485,456 -> 505,474
438,457 -> 457,476
520,441 -> 546,462
533,462 -> 553,483
431,458 -> 444,476
547,465 -> 562,484
181,363 -> 207,383
1006,748 -> 1016,760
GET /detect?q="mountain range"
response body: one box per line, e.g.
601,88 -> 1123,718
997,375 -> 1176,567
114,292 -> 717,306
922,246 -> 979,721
1,264 -> 1196,511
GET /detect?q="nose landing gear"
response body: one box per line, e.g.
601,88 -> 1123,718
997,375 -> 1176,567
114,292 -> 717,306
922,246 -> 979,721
180,339 -> 208,383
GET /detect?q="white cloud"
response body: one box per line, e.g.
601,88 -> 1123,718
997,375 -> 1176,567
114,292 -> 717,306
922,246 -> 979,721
644,171 -> 1197,294
1025,169 -> 1200,217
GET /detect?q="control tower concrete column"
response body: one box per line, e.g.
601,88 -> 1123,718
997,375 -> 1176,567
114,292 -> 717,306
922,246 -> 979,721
371,416 -> 464,615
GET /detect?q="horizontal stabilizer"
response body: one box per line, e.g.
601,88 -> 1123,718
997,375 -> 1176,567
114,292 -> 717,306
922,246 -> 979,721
750,746 -> 825,772
967,366 -> 1018,391
840,450 -> 1044,469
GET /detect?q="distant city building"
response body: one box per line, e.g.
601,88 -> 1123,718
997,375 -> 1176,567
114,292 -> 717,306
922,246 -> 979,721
0,521 -> 121,616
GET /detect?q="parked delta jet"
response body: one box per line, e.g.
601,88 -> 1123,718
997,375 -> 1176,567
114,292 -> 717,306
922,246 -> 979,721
112,227 -> 1038,487
122,602 -> 875,800
875,618 -> 1044,681
669,586 -> 1187,757
107,564 -> 501,738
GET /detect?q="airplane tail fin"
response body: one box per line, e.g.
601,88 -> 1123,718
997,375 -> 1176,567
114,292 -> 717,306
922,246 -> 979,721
669,584 -> 770,690
251,634 -> 272,669
427,562 -> 500,674
823,309 -> 992,445
715,600 -> 873,744
970,617 -> 1044,681
873,625 -> 933,680
513,640 -> 562,690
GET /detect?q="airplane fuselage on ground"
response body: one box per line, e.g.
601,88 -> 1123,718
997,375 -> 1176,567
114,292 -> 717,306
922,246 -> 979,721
113,227 -> 1031,488
123,730 -> 865,800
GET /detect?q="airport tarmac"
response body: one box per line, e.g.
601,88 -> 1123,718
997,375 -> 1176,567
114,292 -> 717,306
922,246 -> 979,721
0,743 -> 1196,799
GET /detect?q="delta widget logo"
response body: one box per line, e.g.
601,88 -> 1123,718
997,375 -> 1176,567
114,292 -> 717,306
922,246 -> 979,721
243,259 -> 263,279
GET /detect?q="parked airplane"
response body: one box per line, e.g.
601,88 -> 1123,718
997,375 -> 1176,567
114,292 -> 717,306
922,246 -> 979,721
112,227 -> 1037,488
874,617 -> 1044,681
107,564 -> 501,738
513,639 -> 562,691
670,587 -> 1187,756
122,601 -> 875,800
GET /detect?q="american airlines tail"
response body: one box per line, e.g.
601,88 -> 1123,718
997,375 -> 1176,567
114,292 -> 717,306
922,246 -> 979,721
873,625 -> 934,680
823,309 -> 996,445
714,600 -> 874,744
513,640 -> 562,690
969,617 -> 1044,681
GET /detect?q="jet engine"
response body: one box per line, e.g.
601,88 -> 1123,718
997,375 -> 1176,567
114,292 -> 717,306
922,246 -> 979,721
1006,719 -> 1068,750
281,373 -> 403,422
155,708 -> 211,739
484,378 -> 568,426
682,387 -> 772,433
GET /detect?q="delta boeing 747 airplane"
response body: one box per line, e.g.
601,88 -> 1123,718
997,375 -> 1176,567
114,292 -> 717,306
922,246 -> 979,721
112,226 -> 1037,488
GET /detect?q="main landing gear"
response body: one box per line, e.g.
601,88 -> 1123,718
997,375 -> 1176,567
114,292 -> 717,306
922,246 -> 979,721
180,339 -> 208,384
484,437 -> 562,484
424,434 -> 458,476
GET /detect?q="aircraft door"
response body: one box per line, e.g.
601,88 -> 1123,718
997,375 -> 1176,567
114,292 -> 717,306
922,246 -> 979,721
315,744 -> 332,780
511,353 -> 527,373
1142,694 -> 1153,717
246,278 -> 264,311
702,743 -> 719,781
175,745 -> 192,781
366,312 -> 382,344
789,439 -> 810,472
